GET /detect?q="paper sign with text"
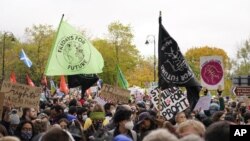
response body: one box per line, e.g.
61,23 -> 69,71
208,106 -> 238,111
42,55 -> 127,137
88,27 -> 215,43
150,87 -> 189,120
99,84 -> 130,104
0,81 -> 42,109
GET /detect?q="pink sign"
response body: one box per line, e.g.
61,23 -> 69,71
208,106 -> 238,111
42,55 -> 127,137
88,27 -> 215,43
201,60 -> 223,85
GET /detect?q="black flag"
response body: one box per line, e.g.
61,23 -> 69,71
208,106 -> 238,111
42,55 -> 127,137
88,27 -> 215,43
158,13 -> 201,111
68,74 -> 99,98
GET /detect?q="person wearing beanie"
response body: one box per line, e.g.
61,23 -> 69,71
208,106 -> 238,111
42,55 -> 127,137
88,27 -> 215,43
109,106 -> 137,141
8,111 -> 20,135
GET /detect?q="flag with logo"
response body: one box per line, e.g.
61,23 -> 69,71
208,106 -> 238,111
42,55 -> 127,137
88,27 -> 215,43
117,65 -> 129,89
158,13 -> 201,110
19,49 -> 32,68
26,74 -> 35,87
45,18 -> 104,76
10,71 -> 17,84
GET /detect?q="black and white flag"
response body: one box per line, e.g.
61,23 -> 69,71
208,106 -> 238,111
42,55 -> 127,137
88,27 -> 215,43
158,13 -> 201,110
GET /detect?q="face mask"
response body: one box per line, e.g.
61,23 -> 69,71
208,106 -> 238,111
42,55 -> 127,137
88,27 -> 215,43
82,115 -> 88,121
21,131 -> 32,140
125,121 -> 134,130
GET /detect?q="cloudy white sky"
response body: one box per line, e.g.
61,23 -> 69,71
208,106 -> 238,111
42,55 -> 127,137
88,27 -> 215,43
1,0 -> 250,58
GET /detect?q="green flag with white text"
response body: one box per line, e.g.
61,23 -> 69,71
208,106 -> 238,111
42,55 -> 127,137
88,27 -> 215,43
117,65 -> 129,89
45,20 -> 104,76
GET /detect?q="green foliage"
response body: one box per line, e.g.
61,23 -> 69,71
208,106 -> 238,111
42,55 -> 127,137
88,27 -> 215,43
233,39 -> 250,75
2,25 -> 56,85
93,21 -> 140,86
1,21 -> 155,88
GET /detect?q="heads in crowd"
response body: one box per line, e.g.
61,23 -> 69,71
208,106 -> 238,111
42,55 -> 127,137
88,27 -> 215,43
142,129 -> 179,141
177,120 -> 206,138
175,112 -> 187,126
0,86 -> 249,141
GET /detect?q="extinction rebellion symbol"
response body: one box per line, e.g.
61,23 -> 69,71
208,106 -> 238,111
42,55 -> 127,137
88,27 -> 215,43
201,60 -> 223,85
56,34 -> 91,71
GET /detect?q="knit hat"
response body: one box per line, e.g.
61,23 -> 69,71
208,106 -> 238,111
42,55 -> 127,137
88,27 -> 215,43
113,135 -> 132,141
9,113 -> 20,125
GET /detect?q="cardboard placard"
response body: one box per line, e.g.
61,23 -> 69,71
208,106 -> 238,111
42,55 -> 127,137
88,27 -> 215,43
99,84 -> 130,104
150,87 -> 189,120
0,81 -> 42,109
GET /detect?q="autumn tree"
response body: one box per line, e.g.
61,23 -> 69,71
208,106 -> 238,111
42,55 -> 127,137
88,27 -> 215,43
185,46 -> 231,95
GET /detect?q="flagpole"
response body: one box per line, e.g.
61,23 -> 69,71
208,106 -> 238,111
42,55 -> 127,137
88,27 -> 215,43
157,11 -> 162,118
45,14 -> 65,74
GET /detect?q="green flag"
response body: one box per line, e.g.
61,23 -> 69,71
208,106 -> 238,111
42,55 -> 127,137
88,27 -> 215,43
117,65 -> 129,89
45,20 -> 104,76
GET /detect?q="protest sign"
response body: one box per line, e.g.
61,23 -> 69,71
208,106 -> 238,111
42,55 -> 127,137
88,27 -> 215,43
99,84 -> 130,104
0,81 -> 42,109
150,87 -> 189,120
194,96 -> 212,111
200,56 -> 224,90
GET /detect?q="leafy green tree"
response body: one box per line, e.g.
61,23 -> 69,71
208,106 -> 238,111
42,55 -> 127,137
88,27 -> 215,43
232,39 -> 250,75
93,21 -> 140,86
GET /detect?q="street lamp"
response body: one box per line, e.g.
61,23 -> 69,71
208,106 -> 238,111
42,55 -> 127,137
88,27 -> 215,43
145,35 -> 156,82
2,32 -> 15,81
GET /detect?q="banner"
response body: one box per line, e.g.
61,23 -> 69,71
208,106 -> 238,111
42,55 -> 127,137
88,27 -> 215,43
0,81 -> 41,109
200,56 -> 224,90
158,14 -> 201,110
193,96 -> 212,111
99,84 -> 130,104
45,19 -> 104,76
150,87 -> 189,120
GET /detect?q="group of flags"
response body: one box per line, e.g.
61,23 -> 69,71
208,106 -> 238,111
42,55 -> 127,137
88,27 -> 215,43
9,71 -> 35,87
7,13 -> 201,111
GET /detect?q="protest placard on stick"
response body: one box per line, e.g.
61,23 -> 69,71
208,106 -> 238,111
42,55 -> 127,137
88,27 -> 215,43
150,87 -> 189,120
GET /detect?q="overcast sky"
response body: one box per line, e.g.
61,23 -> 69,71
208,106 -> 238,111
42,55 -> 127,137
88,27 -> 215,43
1,0 -> 250,58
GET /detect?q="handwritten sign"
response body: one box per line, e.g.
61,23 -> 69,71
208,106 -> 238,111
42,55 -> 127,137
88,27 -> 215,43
194,96 -> 212,111
0,81 -> 42,109
99,84 -> 130,104
150,87 -> 189,120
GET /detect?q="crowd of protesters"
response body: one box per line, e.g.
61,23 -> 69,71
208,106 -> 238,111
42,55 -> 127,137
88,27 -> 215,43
0,86 -> 250,141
